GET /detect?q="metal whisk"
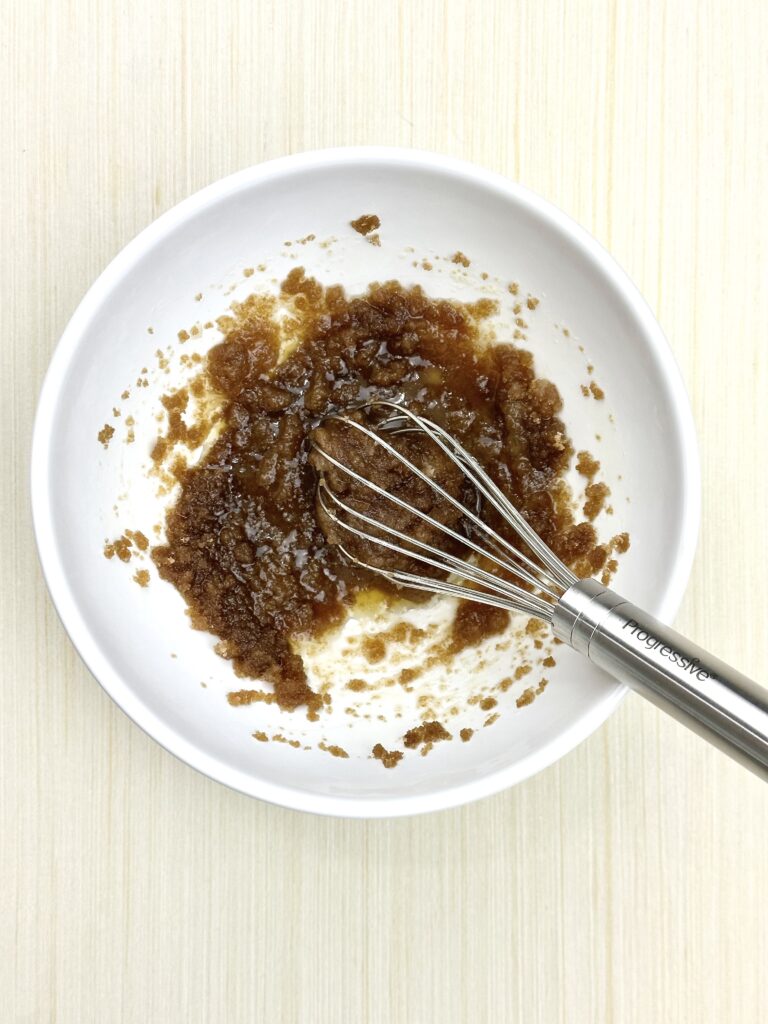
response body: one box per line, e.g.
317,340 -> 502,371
313,400 -> 768,780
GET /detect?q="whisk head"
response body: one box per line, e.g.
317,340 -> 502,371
311,400 -> 577,623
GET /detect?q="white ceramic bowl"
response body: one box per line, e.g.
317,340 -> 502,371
31,148 -> 699,817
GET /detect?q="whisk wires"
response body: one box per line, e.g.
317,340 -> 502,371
313,400 -> 577,623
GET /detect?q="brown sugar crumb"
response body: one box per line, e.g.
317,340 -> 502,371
372,743 -> 403,769
449,604 -> 510,655
362,636 -> 386,663
397,667 -> 419,687
363,621 -> 428,659
508,282 -> 519,295
576,450 -> 600,478
479,696 -> 497,711
584,544 -> 609,576
484,713 -> 500,727
253,731 -> 269,742
125,529 -> 149,551
527,296 -> 540,310
460,728 -> 474,742
195,292 -> 203,301
554,521 -> 603,578
367,233 -> 381,247
98,423 -> 115,449
516,687 -> 536,708
542,655 -> 556,668
421,260 -> 433,271
346,678 -> 369,692
103,531 -> 137,562
451,251 -> 470,267
121,389 -> 130,400
601,557 -> 619,585
468,298 -> 499,319
178,329 -> 190,342
580,384 -> 590,397
133,568 -> 150,588
226,689 -> 277,706
589,380 -> 605,400
584,481 -> 611,521
318,741 -> 349,759
403,720 -> 452,749
612,531 -> 630,554
112,407 -> 121,417
514,664 -> 532,680
243,268 -> 255,277
498,677 -> 514,692
350,213 -> 381,236
273,733 -> 301,748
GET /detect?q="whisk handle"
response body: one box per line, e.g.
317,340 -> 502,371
553,578 -> 768,781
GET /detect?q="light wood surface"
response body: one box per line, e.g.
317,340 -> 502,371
2,1 -> 767,1020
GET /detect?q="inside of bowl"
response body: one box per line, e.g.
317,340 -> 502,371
35,154 -> 697,812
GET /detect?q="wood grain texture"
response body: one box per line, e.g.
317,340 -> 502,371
2,0 -> 767,1020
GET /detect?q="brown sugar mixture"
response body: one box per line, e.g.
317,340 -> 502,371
152,269 -> 616,717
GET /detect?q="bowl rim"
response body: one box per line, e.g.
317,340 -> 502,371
30,146 -> 700,818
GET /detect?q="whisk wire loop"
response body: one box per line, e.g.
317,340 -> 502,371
317,482 -> 557,616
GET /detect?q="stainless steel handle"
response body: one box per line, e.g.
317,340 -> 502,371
553,578 -> 768,781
